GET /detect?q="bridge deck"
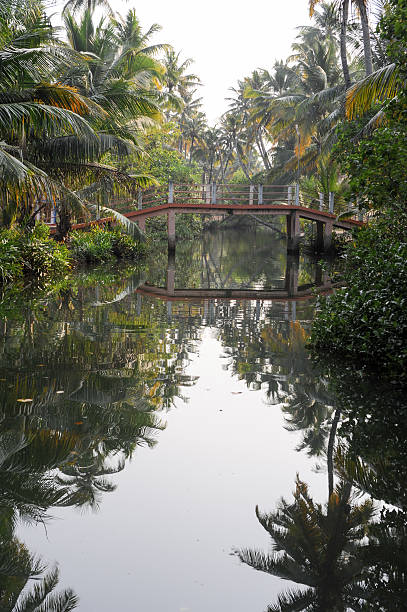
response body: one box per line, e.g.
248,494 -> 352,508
49,201 -> 363,234
126,203 -> 362,231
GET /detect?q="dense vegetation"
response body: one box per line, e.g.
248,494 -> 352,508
309,0 -> 407,376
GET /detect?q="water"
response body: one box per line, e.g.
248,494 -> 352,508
1,227 -> 406,611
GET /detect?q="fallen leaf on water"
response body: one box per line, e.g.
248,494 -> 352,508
75,421 -> 84,425
17,398 -> 33,403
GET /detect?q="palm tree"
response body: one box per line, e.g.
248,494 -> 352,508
236,477 -> 375,611
0,0 -> 155,236
310,0 -> 373,80
0,0 -> 103,226
162,49 -> 200,101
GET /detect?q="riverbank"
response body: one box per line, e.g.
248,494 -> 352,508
0,223 -> 146,285
309,208 -> 407,379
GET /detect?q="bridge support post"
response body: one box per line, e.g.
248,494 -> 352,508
316,220 -> 333,251
211,183 -> 217,205
138,189 -> 143,210
168,210 -> 176,251
287,211 -> 300,253
319,192 -> 324,211
258,185 -> 263,205
285,253 -> 299,297
166,251 -> 175,295
168,181 -> 174,204
205,184 -> 211,204
138,217 -> 146,233
249,185 -> 254,205
328,192 -> 334,213
288,186 -> 293,205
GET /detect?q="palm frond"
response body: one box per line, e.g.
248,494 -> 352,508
346,63 -> 401,119
267,587 -> 315,611
85,203 -> 145,239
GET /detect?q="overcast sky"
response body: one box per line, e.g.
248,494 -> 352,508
50,0 -> 312,124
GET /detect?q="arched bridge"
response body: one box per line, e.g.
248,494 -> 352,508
124,183 -> 363,251
61,182 -> 364,251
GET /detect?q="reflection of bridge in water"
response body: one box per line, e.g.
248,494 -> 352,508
135,252 -> 340,322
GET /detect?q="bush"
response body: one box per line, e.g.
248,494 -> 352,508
0,223 -> 70,285
69,226 -> 145,264
309,209 -> 407,378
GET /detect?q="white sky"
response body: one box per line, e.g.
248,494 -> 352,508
49,0 -> 312,124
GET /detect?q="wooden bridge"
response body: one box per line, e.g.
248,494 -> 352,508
47,182 -> 364,250
121,182 -> 363,251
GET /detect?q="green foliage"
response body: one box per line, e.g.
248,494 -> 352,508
69,226 -> 145,264
310,210 -> 407,376
335,106 -> 407,210
118,127 -> 202,185
145,213 -> 203,243
380,0 -> 407,78
0,223 -> 70,285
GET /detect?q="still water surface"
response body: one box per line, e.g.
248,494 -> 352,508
1,228 -> 405,611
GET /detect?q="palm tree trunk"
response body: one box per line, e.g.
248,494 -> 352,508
340,0 -> 351,88
209,159 -> 214,184
327,409 -> 341,498
189,136 -> 195,163
357,0 -> 373,75
235,144 -> 251,181
257,128 -> 271,171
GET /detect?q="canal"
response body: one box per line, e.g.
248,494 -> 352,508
1,227 -> 405,611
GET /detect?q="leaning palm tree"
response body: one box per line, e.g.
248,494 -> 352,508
236,476 -> 376,611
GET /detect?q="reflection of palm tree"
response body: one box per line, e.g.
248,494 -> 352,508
0,547 -> 78,612
0,431 -> 86,525
237,477 -> 375,611
283,381 -> 334,457
57,455 -> 124,509
0,433 -> 79,611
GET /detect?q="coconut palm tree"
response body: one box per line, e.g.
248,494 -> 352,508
0,0 -> 104,226
0,0 -> 155,236
310,0 -> 373,78
162,48 -> 200,105
236,477 -> 375,611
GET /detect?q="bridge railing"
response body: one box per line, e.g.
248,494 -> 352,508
134,182 -> 296,208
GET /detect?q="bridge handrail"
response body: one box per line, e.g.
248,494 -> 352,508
41,181 -> 368,227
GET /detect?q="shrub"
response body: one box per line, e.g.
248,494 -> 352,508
69,226 -> 145,264
0,223 -> 70,285
310,209 -> 407,378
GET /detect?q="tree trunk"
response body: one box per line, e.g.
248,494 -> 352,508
189,136 -> 195,163
208,159 -> 214,184
257,128 -> 271,171
340,0 -> 351,89
235,144 -> 251,181
357,0 -> 373,75
56,201 -> 72,241
327,409 -> 341,498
